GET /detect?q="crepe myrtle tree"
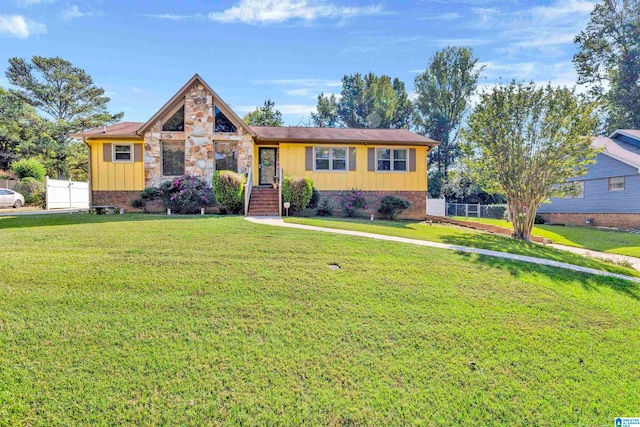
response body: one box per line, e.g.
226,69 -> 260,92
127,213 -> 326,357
463,82 -> 599,240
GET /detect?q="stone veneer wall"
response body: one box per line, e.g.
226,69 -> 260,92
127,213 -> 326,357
540,212 -> 640,229
319,190 -> 427,220
144,82 -> 253,188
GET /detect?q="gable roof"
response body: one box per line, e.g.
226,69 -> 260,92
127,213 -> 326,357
137,73 -> 254,136
611,129 -> 640,141
593,134 -> 640,172
70,122 -> 144,139
251,126 -> 439,146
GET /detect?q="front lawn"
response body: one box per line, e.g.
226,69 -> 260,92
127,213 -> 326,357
451,216 -> 640,258
1,214 -> 639,425
285,217 -> 640,277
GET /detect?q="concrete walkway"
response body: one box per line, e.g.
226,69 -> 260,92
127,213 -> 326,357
549,243 -> 640,271
245,216 -> 640,283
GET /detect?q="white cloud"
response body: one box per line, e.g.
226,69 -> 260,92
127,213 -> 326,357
208,0 -> 384,25
0,15 -> 46,38
63,5 -> 86,21
142,13 -> 204,20
473,0 -> 597,54
420,12 -> 460,21
131,87 -> 143,93
18,0 -> 57,5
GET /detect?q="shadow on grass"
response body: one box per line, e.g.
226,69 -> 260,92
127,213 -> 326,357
454,250 -> 640,300
0,213 -> 229,230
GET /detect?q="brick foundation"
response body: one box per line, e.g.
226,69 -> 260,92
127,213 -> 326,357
318,190 -> 426,220
539,212 -> 640,229
92,191 -> 144,211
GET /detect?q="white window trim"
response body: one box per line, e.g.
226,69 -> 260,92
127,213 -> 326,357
112,143 -> 133,163
608,176 -> 625,192
160,140 -> 186,177
375,147 -> 409,173
313,146 -> 349,172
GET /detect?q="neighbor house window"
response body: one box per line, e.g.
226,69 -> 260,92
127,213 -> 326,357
314,147 -> 347,171
377,148 -> 407,172
566,181 -> 584,198
215,142 -> 237,172
162,105 -> 185,132
215,106 -> 237,133
113,144 -> 132,162
608,176 -> 625,191
162,141 -> 185,176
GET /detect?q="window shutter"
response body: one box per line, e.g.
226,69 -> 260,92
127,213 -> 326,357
103,143 -> 112,162
134,144 -> 143,162
349,147 -> 356,171
368,148 -> 375,171
409,148 -> 416,172
305,147 -> 313,171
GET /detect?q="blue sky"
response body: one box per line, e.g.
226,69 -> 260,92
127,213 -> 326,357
0,0 -> 597,125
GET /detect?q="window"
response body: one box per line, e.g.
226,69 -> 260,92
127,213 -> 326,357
162,105 -> 184,132
215,142 -> 237,172
566,181 -> 584,198
162,141 -> 185,176
314,147 -> 347,171
377,148 -> 407,172
215,106 -> 237,133
608,176 -> 625,191
113,144 -> 132,162
0,190 -> 9,195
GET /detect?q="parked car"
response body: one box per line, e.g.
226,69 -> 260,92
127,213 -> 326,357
0,189 -> 25,208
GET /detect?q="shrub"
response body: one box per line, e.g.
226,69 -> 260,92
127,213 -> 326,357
158,175 -> 215,214
316,199 -> 334,217
339,189 -> 368,217
307,187 -> 321,210
16,177 -> 45,205
534,214 -> 546,224
378,195 -> 411,219
212,170 -> 245,214
282,176 -> 313,214
11,158 -> 46,181
130,187 -> 164,212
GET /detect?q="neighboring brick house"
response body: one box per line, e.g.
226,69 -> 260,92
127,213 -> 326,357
538,129 -> 640,228
71,74 -> 439,219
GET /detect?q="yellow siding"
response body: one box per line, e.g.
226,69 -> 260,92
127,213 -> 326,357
89,139 -> 145,191
265,143 -> 428,191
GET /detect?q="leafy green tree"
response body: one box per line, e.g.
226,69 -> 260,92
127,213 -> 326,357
414,46 -> 482,193
324,72 -> 412,129
0,87 -> 44,170
574,0 -> 640,131
310,93 -> 339,127
463,82 -> 598,240
5,56 -> 123,178
243,99 -> 283,127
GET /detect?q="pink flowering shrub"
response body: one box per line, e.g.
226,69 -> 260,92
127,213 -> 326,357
339,189 -> 368,217
158,175 -> 215,214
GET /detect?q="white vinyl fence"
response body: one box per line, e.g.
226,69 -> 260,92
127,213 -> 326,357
426,198 -> 446,217
45,176 -> 89,210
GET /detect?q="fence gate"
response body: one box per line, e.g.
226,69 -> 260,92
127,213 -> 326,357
45,177 -> 89,210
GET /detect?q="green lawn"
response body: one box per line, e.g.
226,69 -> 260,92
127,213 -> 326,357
451,216 -> 640,258
285,217 -> 640,277
1,214 -> 640,425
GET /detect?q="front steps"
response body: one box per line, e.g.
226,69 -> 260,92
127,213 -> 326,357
247,187 -> 280,216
